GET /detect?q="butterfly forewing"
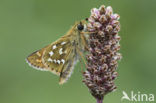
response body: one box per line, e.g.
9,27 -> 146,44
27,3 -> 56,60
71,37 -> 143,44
41,32 -> 79,84
26,21 -> 87,84
42,37 -> 72,75
26,46 -> 49,71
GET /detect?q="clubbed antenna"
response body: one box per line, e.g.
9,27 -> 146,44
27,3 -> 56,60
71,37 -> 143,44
83,5 -> 121,103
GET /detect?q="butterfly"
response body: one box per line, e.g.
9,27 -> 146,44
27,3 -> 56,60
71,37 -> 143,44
26,20 -> 89,84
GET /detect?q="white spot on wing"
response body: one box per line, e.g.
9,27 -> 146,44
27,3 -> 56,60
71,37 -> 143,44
49,51 -> 54,56
61,42 -> 66,45
57,60 -> 61,64
48,58 -> 53,62
52,45 -> 57,50
61,59 -> 65,64
59,48 -> 63,55
53,59 -> 57,63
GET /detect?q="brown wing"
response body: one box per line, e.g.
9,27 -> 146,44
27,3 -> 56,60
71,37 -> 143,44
26,22 -> 79,84
26,28 -> 74,72
59,49 -> 78,84
42,36 -> 79,84
26,46 -> 49,71
42,37 -> 72,75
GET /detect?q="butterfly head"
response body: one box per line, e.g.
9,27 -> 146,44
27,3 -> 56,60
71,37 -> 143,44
76,20 -> 87,31
77,22 -> 84,31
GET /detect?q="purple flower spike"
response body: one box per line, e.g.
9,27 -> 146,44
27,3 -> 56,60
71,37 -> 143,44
83,5 -> 122,103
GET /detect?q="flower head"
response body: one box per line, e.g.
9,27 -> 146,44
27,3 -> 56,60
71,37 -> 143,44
83,5 -> 121,102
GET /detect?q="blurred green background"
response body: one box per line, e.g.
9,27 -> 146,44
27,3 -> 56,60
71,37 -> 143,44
0,0 -> 156,103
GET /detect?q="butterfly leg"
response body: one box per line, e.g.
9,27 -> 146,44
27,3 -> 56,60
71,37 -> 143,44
76,47 -> 87,69
80,31 -> 96,35
80,33 -> 89,51
79,56 -> 85,73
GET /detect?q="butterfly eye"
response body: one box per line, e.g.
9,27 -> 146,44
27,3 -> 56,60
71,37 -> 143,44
77,23 -> 84,31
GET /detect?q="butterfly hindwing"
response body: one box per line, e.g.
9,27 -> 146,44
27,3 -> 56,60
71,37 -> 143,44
59,48 -> 78,84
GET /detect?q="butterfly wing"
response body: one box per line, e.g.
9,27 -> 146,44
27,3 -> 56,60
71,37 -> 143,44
26,46 -> 49,71
42,35 -> 78,84
26,23 -> 80,84
59,49 -> 78,84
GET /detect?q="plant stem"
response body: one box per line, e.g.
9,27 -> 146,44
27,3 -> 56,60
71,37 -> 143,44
97,99 -> 103,103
